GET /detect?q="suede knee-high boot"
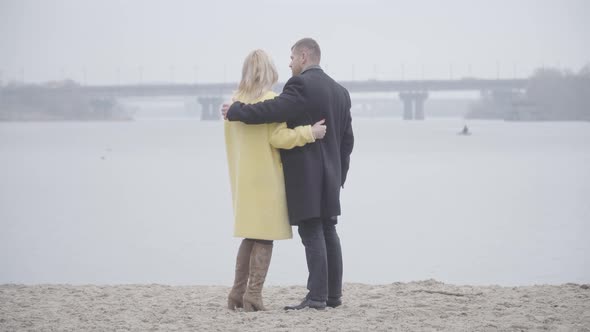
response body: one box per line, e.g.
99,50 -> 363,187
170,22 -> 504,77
243,241 -> 273,312
227,239 -> 255,310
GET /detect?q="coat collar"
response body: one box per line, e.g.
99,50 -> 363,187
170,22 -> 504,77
301,65 -> 322,75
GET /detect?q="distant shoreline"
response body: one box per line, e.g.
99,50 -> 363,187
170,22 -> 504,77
0,117 -> 134,122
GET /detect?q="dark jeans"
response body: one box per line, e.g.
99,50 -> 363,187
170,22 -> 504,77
298,217 -> 343,302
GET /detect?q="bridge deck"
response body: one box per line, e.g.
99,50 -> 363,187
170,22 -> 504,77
1,79 -> 528,97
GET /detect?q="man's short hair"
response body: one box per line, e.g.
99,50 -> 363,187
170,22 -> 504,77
291,38 -> 321,62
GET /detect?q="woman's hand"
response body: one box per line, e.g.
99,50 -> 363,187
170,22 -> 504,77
311,119 -> 327,139
221,103 -> 231,119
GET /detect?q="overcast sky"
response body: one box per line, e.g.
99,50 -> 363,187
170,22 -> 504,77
1,0 -> 588,85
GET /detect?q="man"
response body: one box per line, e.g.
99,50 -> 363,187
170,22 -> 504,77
222,38 -> 354,310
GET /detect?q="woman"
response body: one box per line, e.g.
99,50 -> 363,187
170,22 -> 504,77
224,49 -> 325,312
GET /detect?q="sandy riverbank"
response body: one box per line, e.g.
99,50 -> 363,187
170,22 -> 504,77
1,280 -> 589,331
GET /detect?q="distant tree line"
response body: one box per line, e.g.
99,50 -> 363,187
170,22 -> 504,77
0,80 -> 132,121
467,65 -> 590,121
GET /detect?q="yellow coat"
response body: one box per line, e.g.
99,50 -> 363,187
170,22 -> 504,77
224,91 -> 315,240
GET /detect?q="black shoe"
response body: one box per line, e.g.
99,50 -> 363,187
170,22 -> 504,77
326,298 -> 342,308
284,298 -> 327,310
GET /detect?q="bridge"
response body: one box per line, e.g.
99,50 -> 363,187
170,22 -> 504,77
0,78 -> 528,120
75,78 -> 527,96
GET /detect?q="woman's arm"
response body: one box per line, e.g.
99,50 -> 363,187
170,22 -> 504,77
269,120 -> 326,150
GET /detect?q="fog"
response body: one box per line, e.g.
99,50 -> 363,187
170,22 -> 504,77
1,1 -> 589,287
1,0 -> 589,84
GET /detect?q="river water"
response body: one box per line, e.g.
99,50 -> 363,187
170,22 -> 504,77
1,116 -> 588,286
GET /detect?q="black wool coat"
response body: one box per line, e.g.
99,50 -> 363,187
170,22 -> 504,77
227,67 -> 354,225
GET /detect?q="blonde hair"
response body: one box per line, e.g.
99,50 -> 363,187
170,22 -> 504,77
234,49 -> 279,103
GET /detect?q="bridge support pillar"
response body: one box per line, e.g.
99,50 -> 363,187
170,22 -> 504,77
399,91 -> 429,120
400,93 -> 414,120
198,96 -> 223,120
414,92 -> 428,120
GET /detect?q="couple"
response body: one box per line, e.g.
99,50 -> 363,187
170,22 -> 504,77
223,38 -> 354,311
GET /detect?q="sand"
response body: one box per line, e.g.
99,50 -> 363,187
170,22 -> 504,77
1,280 -> 589,331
